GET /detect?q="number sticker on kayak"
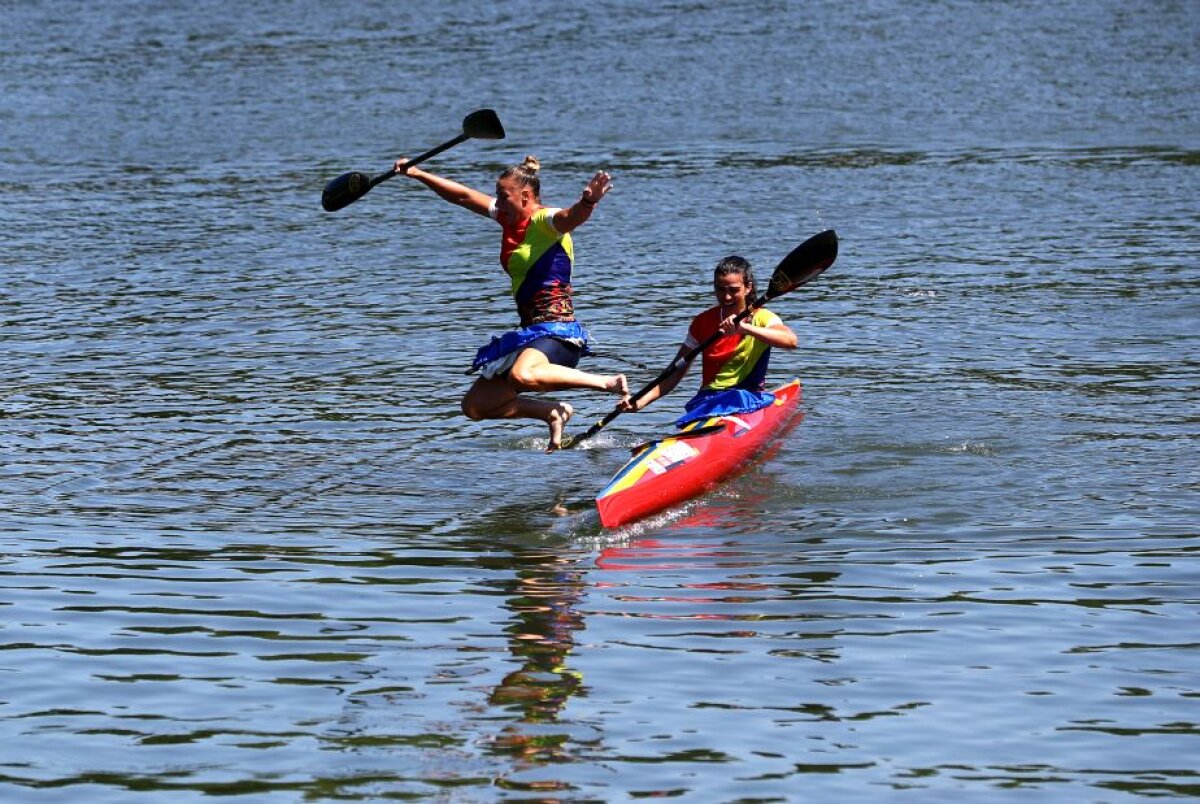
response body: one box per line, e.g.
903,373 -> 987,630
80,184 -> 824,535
646,440 -> 701,475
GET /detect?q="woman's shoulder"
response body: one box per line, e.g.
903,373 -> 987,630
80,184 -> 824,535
531,206 -> 558,224
687,305 -> 722,335
752,307 -> 782,326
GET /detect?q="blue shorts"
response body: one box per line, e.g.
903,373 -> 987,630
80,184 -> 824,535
525,337 -> 582,369
471,321 -> 591,378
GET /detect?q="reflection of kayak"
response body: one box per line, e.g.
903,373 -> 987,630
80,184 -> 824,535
595,380 -> 802,528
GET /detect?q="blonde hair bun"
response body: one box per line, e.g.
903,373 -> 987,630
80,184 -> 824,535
520,155 -> 541,173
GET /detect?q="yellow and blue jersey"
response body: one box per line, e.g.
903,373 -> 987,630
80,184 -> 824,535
494,206 -> 575,326
684,306 -> 782,391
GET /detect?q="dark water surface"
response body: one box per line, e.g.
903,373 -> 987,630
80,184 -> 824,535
2,1 -> 1198,800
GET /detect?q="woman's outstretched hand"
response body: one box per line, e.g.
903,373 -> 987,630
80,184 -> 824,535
582,170 -> 613,205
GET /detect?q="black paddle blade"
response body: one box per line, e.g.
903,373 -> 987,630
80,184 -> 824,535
321,171 -> 373,212
462,108 -> 505,140
767,229 -> 839,298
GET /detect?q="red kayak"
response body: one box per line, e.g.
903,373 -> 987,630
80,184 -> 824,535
595,380 -> 802,528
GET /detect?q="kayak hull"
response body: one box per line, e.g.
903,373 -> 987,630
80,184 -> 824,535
595,380 -> 802,528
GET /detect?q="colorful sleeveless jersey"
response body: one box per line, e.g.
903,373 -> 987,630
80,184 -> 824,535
495,206 -> 575,327
684,306 -> 782,391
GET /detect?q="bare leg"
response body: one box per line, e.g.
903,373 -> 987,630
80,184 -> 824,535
463,376 -> 555,421
509,349 -> 628,396
461,375 -> 572,451
462,350 -> 628,449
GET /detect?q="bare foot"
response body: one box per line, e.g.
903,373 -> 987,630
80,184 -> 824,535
605,374 -> 629,396
545,402 -> 574,453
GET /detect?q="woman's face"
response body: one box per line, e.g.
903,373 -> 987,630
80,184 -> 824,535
713,272 -> 750,313
494,176 -> 532,224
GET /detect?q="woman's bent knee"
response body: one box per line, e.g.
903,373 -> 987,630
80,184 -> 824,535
508,365 -> 538,391
461,398 -> 484,420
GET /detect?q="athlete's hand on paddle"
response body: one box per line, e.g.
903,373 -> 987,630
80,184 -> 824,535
718,312 -> 747,335
615,358 -> 686,415
616,397 -> 640,413
719,312 -> 790,344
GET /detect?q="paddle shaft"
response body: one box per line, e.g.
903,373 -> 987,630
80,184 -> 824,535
367,132 -> 469,189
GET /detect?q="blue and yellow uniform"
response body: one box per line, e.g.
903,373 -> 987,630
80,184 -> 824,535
470,205 -> 591,376
499,206 -> 576,326
675,306 -> 782,426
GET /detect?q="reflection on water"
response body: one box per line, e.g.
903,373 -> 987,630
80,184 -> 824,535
1,488 -> 1196,798
485,547 -> 587,769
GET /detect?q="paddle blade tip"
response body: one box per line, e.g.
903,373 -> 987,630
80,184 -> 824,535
815,229 -> 838,268
810,228 -> 839,258
464,108 -> 505,140
320,171 -> 372,212
768,229 -> 839,296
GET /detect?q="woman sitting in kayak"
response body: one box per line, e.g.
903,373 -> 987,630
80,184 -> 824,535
393,154 -> 629,451
618,256 -> 797,425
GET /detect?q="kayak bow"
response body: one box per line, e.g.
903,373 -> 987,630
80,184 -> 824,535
595,380 -> 802,528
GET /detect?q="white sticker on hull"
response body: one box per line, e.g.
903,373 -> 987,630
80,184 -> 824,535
646,440 -> 700,475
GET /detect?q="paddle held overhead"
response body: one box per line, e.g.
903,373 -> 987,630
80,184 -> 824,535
320,109 -> 505,212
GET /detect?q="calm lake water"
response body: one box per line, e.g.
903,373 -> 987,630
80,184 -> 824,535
2,1 -> 1197,801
